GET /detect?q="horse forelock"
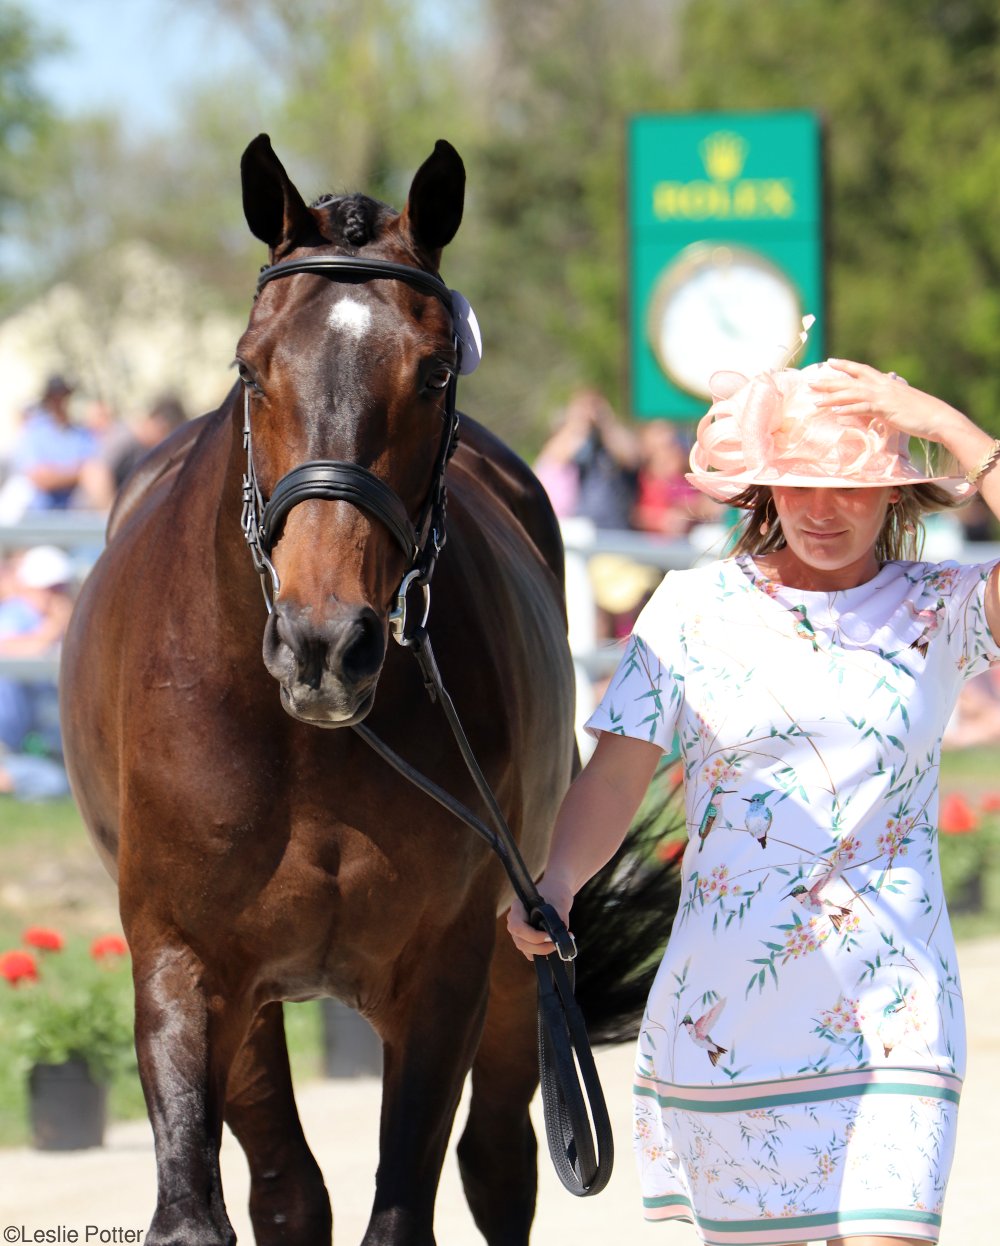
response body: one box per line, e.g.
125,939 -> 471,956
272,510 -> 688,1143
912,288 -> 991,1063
310,192 -> 396,249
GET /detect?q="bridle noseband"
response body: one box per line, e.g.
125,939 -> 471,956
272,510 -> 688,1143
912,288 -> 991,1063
240,254 -> 461,644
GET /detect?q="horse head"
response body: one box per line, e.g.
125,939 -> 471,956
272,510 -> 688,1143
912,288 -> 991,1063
236,135 -> 467,727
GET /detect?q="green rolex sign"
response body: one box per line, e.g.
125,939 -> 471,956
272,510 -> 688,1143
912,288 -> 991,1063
629,111 -> 823,420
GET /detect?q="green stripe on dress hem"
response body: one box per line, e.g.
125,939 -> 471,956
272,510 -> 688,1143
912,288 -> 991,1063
633,1079 -> 960,1112
641,1195 -> 942,1230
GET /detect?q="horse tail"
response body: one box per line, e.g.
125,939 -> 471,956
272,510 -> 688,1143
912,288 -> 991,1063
570,761 -> 685,1046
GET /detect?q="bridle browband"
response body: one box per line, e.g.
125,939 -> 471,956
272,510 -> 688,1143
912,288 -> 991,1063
256,253 -> 455,311
240,253 -> 461,643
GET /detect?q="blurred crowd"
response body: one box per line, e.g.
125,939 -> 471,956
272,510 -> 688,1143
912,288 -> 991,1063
0,372 -> 188,521
534,386 -> 722,538
534,387 -> 726,640
0,371 -> 998,802
0,370 -> 189,800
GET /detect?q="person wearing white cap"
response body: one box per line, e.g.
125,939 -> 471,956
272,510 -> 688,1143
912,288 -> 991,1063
16,544 -> 73,591
0,546 -> 75,751
509,332 -> 1000,1246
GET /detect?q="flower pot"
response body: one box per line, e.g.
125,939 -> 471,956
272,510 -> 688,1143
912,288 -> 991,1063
948,870 -> 985,915
321,999 -> 382,1077
28,1057 -> 107,1150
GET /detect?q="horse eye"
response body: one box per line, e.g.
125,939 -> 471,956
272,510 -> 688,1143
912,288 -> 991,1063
236,361 -> 263,394
426,367 -> 452,392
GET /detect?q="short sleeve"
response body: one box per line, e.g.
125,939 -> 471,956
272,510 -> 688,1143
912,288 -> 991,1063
584,570 -> 685,751
12,418 -> 96,472
934,559 -> 1000,680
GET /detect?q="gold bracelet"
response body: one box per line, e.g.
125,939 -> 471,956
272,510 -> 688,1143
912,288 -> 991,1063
965,439 -> 1000,486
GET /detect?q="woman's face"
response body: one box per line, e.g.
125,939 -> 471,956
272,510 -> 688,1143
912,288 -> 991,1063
769,485 -> 900,590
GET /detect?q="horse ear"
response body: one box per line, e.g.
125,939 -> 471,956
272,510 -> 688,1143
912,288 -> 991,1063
241,133 -> 314,251
401,139 -> 465,258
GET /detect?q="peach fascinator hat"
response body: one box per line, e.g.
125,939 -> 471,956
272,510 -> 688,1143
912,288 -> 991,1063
686,321 -> 970,505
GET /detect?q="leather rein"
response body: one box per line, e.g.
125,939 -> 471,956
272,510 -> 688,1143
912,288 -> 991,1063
241,252 -> 613,1197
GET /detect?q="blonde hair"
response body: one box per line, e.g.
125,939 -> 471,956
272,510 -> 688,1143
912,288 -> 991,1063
729,484 -> 967,563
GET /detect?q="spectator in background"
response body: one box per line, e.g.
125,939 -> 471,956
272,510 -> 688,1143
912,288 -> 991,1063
632,420 -> 724,536
534,387 -> 640,528
955,490 -> 995,543
535,389 -> 652,641
0,374 -> 102,517
0,545 -> 75,754
83,392 -> 189,508
0,746 -> 69,800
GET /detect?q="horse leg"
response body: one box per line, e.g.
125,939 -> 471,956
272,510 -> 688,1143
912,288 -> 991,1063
456,922 -> 539,1246
224,1001 -> 332,1246
362,929 -> 493,1246
132,937 -> 248,1246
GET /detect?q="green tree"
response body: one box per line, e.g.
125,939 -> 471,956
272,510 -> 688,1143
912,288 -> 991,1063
199,0 -> 475,203
0,1 -> 58,302
666,0 -> 1000,433
461,0 -> 682,450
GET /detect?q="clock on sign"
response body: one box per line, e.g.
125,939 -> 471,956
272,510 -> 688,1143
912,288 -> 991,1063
646,242 -> 803,399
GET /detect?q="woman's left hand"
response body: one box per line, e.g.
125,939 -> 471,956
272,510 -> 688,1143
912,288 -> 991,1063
809,359 -> 964,445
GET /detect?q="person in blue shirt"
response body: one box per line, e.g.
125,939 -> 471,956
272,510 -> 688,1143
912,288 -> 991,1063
9,374 -> 99,511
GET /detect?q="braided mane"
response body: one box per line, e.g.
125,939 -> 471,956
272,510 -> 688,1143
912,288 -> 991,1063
310,192 -> 395,248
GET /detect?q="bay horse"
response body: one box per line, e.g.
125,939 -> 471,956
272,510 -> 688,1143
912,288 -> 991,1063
60,135 -> 585,1246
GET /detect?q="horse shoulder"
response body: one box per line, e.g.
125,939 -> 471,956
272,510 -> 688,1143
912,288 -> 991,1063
452,415 -> 566,590
106,411 -> 214,541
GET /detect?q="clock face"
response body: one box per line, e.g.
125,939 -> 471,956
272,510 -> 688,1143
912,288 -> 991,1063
647,244 -> 803,399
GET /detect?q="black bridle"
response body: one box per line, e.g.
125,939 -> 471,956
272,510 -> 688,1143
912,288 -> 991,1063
239,251 -> 613,1197
241,254 -> 460,643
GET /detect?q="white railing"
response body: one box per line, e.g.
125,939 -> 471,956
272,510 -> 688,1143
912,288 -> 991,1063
0,512 -> 109,552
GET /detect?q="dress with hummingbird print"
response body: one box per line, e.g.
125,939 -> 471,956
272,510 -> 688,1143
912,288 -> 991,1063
585,555 -> 1000,1245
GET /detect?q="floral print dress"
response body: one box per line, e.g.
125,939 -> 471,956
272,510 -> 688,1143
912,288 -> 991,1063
585,555 -> 1000,1246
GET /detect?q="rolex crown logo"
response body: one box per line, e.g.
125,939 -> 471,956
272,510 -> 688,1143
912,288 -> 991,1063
700,131 -> 748,182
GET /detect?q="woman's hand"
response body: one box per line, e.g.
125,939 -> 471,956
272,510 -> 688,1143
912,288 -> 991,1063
506,874 -> 575,960
505,731 -> 662,961
810,359 -> 966,445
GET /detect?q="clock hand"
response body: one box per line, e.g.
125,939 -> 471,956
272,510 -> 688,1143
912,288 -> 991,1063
706,290 -> 741,338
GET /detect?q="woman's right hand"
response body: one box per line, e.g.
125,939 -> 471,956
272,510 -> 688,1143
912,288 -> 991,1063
506,875 -> 575,960
505,732 -> 663,961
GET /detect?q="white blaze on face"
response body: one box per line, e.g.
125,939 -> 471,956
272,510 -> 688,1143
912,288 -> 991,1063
329,297 -> 372,339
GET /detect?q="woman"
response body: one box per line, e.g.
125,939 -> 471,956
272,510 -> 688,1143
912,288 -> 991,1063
509,357 -> 1000,1246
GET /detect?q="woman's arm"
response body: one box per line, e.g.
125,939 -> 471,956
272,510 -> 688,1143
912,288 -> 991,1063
811,360 -> 1000,642
506,729 -> 662,959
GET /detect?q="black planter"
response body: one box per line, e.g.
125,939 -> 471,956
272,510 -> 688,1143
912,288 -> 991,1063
28,1057 -> 107,1150
321,999 -> 382,1077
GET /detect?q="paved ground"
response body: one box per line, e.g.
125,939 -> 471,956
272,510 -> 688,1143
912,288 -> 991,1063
1,937 -> 997,1245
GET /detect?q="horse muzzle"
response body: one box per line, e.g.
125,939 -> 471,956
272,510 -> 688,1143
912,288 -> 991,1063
262,599 -> 386,726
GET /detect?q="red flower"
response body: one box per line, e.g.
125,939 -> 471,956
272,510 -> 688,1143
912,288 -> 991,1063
22,926 -> 64,952
657,838 -> 687,864
981,792 -> 1000,813
1,949 -> 39,986
940,793 -> 978,835
90,934 -> 129,961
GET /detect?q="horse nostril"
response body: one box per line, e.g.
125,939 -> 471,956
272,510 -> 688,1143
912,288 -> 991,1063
299,636 -> 328,690
337,608 -> 385,683
264,601 -> 385,692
